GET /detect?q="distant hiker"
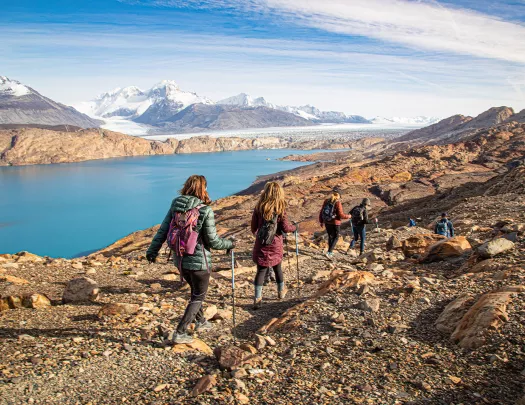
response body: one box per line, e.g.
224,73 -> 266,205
409,218 -> 417,227
349,198 -> 373,255
251,182 -> 297,309
146,175 -> 235,344
319,189 -> 350,259
435,212 -> 455,238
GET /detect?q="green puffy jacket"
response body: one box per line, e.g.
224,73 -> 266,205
146,195 -> 233,271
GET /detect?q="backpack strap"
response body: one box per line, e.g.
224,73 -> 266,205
194,204 -> 210,273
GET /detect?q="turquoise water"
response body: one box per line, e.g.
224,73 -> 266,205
0,149 -> 313,258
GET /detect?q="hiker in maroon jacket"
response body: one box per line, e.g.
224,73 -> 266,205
319,190 -> 350,259
251,181 -> 297,309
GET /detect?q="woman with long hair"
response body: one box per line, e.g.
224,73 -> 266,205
251,181 -> 297,309
319,189 -> 349,259
146,175 -> 234,344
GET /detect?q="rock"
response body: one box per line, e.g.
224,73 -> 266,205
71,262 -> 83,270
172,339 -> 213,355
451,286 -> 524,349
402,234 -> 446,258
22,294 -> 51,309
0,275 -> 29,284
240,343 -> 258,354
235,393 -> 250,404
254,334 -> 267,350
7,296 -> 23,309
15,251 -> 43,263
62,277 -> 99,304
150,283 -> 162,290
231,368 -> 248,379
264,336 -> 276,346
516,395 -> 525,405
0,298 -> 9,312
366,263 -> 384,272
478,238 -> 515,258
387,324 -> 409,334
203,304 -> 218,320
153,384 -> 169,392
212,309 -> 233,321
191,374 -> 217,397
214,345 -> 250,370
1,263 -> 19,270
448,376 -> 462,385
435,293 -> 476,334
421,236 -> 472,262
97,303 -> 140,318
85,268 -> 97,275
386,235 -> 403,251
161,273 -> 178,281
358,298 -> 380,313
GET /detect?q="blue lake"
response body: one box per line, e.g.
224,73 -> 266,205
0,149 -> 315,258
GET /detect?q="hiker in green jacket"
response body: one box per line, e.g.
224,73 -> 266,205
146,175 -> 235,344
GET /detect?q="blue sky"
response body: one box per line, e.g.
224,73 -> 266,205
2,0 -> 525,117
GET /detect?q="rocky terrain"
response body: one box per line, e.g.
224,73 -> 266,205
0,127 -> 388,166
396,106 -> 524,145
0,77 -> 101,129
1,120 -> 524,404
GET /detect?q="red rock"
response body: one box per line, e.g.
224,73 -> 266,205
191,374 -> 217,396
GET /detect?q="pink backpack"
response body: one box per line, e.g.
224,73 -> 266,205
167,204 -> 208,271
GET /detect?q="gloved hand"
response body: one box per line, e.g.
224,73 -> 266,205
146,253 -> 157,264
228,237 -> 237,249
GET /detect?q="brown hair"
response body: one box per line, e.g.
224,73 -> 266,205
180,175 -> 212,205
256,181 -> 286,221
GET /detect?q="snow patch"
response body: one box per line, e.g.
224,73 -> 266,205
0,76 -> 31,97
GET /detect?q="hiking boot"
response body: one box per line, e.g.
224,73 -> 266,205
278,286 -> 288,300
195,320 -> 213,332
253,297 -> 262,310
324,252 -> 334,260
173,333 -> 194,344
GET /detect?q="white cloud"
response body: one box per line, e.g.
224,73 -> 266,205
137,0 -> 525,64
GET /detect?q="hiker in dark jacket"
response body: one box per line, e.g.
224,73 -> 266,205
319,190 -> 350,259
146,175 -> 234,344
251,182 -> 297,309
435,213 -> 455,238
409,218 -> 417,227
349,198 -> 373,255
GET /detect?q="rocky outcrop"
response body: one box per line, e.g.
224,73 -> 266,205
0,128 -> 286,166
421,236 -> 472,262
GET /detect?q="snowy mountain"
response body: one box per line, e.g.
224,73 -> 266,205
218,94 -> 370,124
370,116 -> 441,126
76,80 -> 213,122
0,76 -> 102,128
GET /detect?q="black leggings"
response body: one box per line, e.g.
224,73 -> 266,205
325,224 -> 341,253
254,263 -> 283,286
176,268 -> 210,334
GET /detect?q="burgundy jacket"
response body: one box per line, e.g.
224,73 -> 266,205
319,199 -> 350,226
251,209 -> 297,267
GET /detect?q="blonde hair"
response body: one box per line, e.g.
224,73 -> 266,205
329,192 -> 340,204
180,175 -> 212,205
256,182 -> 286,221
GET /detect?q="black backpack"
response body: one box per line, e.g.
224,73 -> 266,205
321,201 -> 337,223
351,205 -> 365,225
257,214 -> 279,245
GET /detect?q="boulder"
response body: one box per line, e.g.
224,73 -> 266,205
191,374 -> 217,397
22,294 -> 51,309
478,238 -> 515,259
402,234 -> 446,258
468,259 -> 501,274
97,303 -> 140,318
451,286 -> 525,349
435,294 -> 475,334
62,277 -> 99,303
421,236 -> 472,262
203,304 -> 218,321
386,235 -> 402,251
214,345 -> 250,370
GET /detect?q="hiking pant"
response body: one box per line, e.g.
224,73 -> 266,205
350,225 -> 366,253
325,224 -> 341,253
176,268 -> 210,334
254,263 -> 283,287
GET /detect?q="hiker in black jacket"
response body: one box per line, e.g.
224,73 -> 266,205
349,198 -> 373,255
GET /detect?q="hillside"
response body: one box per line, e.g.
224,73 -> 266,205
0,77 -> 102,128
1,119 -> 524,404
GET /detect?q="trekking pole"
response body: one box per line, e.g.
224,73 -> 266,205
284,234 -> 292,280
375,217 -> 379,233
294,229 -> 300,298
230,249 -> 237,344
